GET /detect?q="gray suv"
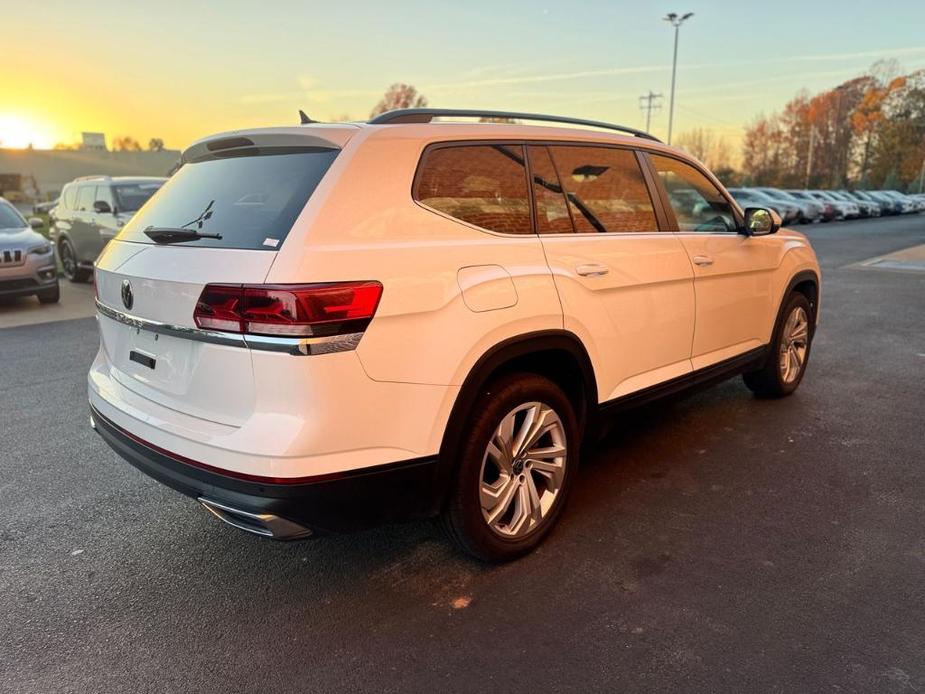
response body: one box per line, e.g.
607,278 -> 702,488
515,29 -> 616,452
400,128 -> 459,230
50,176 -> 164,282
0,198 -> 59,304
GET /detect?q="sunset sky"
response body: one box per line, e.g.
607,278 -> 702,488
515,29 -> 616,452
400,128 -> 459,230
2,0 -> 924,151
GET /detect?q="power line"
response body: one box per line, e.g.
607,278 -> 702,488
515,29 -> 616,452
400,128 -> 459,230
639,91 -> 663,134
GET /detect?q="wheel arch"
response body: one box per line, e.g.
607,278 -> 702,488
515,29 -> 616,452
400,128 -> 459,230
783,269 -> 820,327
432,330 -> 598,510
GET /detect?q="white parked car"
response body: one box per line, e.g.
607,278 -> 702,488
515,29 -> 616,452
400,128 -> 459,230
88,109 -> 821,561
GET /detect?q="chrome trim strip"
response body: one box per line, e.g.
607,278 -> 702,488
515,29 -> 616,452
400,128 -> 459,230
95,299 -> 362,356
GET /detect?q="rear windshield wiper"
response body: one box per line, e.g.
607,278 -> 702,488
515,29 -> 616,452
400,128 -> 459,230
143,226 -> 223,244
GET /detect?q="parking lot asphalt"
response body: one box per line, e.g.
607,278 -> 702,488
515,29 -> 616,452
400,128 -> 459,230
0,281 -> 96,330
1,215 -> 924,694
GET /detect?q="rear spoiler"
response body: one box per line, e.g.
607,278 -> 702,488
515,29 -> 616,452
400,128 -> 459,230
182,132 -> 342,165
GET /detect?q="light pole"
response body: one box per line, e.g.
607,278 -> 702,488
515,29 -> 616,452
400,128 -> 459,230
664,11 -> 693,145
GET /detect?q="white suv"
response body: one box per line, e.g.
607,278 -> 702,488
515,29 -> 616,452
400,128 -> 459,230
89,109 -> 820,561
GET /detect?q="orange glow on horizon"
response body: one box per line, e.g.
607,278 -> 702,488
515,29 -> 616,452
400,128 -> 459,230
0,113 -> 66,150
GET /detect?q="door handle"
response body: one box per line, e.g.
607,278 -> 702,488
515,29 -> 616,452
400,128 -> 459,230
575,263 -> 610,277
692,255 -> 714,267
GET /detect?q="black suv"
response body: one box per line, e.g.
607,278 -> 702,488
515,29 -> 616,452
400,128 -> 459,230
50,176 -> 165,281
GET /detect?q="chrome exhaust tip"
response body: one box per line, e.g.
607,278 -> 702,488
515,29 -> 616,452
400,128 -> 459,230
198,498 -> 313,540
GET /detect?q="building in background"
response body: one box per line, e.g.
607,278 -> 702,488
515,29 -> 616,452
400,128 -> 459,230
81,132 -> 107,151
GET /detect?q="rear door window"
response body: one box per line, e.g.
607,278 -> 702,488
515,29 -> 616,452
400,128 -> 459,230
75,185 -> 96,212
546,145 -> 658,233
414,144 -> 532,235
527,145 -> 574,234
117,149 -> 339,250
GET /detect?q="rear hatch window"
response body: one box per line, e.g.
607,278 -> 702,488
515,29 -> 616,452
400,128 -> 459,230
116,148 -> 339,250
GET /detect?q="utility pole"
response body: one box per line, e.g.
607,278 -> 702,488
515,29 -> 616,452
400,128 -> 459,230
663,11 -> 693,145
639,91 -> 663,134
805,127 -> 816,189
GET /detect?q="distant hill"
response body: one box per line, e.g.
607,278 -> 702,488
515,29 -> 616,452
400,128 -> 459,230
0,148 -> 181,199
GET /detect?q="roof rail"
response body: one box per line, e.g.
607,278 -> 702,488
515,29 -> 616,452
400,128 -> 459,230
367,108 -> 662,142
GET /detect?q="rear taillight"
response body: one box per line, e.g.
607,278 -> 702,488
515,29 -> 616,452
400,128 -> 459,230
194,282 -> 383,338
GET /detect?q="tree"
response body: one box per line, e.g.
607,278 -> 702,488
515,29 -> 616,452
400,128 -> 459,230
674,127 -> 734,171
148,138 -> 165,151
112,136 -> 142,152
370,83 -> 428,118
738,63 -> 925,190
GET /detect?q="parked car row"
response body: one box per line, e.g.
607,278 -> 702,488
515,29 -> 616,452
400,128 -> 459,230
728,187 -> 924,224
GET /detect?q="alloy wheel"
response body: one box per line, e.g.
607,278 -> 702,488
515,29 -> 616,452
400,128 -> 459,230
479,401 -> 567,538
61,242 -> 77,279
779,306 -> 809,384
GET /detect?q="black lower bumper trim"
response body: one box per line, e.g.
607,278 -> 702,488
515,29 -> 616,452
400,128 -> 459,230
91,404 -> 443,534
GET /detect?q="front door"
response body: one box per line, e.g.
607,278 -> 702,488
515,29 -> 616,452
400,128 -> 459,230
646,153 -> 782,370
530,144 -> 695,403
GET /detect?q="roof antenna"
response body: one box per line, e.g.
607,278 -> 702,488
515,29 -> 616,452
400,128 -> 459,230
299,109 -> 317,125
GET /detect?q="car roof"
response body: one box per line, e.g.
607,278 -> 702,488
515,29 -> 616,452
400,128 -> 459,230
70,176 -> 167,185
185,120 -> 689,162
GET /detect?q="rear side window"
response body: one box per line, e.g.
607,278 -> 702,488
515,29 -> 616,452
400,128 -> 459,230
650,154 -> 736,233
414,144 -> 532,235
76,186 -> 96,212
546,145 -> 657,233
62,185 -> 77,210
117,149 -> 339,250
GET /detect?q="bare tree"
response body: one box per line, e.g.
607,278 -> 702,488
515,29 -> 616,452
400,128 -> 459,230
675,127 -> 734,170
370,83 -> 428,118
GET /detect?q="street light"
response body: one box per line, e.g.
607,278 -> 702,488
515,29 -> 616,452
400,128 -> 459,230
663,11 -> 693,145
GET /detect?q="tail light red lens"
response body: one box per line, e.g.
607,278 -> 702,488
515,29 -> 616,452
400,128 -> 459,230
194,282 -> 382,338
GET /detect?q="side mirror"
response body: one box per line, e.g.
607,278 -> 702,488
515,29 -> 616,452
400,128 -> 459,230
93,200 -> 113,214
28,217 -> 44,230
743,207 -> 780,236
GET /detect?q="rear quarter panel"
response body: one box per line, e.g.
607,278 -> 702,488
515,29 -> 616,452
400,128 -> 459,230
265,128 -> 564,387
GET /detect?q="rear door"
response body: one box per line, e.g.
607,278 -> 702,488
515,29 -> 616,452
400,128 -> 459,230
645,152 -> 782,370
531,143 -> 695,402
93,143 -> 340,426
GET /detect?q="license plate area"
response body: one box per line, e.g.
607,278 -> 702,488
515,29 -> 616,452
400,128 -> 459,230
129,350 -> 156,370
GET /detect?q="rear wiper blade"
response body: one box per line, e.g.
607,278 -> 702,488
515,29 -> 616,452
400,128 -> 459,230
144,226 -> 223,244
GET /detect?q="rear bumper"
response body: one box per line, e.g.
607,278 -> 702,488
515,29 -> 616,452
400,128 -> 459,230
90,403 -> 444,535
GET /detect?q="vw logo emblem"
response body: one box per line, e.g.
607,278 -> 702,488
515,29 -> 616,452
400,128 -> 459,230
121,280 -> 134,310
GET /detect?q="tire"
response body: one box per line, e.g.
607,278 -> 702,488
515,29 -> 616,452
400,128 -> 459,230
743,292 -> 813,398
37,284 -> 60,304
441,372 -> 580,562
59,239 -> 90,282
